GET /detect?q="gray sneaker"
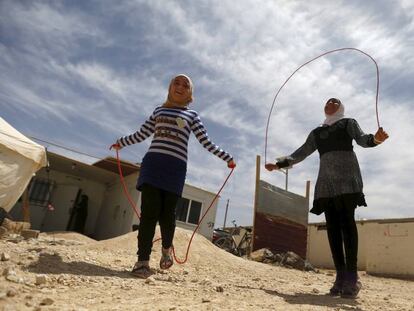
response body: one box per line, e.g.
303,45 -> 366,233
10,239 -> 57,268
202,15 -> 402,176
131,261 -> 153,279
341,272 -> 362,299
329,271 -> 344,296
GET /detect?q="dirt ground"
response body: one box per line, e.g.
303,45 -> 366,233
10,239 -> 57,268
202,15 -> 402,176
1,227 -> 413,311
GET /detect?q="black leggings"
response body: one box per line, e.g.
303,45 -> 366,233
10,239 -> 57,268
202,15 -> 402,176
137,184 -> 179,261
324,200 -> 358,272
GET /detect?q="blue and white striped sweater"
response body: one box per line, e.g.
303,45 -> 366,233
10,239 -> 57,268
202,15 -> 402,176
118,106 -> 233,164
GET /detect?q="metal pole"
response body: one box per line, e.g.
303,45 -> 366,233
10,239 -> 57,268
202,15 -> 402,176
223,199 -> 229,229
252,154 -> 261,252
285,169 -> 289,191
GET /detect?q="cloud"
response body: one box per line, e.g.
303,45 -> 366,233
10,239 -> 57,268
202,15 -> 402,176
1,0 -> 413,227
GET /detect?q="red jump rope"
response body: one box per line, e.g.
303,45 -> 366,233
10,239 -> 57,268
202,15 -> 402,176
112,146 -> 235,265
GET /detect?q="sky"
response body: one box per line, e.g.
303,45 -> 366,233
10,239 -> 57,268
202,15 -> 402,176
1,0 -> 413,226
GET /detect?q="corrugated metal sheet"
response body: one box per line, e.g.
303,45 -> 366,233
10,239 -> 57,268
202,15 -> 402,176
254,212 -> 307,258
253,180 -> 309,258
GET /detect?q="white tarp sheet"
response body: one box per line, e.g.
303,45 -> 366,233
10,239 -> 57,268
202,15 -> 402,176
0,117 -> 47,211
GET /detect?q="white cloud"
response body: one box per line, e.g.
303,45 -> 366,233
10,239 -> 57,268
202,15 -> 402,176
1,0 -> 413,227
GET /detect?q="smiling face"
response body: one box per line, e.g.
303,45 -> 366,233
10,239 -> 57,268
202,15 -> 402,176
169,75 -> 192,105
324,98 -> 341,115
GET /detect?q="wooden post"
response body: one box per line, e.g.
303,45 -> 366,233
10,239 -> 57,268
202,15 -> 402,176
251,155 -> 261,252
305,180 -> 311,203
22,187 -> 30,223
305,180 -> 311,259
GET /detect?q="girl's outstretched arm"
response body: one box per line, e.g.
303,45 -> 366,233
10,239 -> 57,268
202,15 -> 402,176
116,111 -> 156,148
190,112 -> 233,164
275,132 -> 317,169
347,119 -> 388,147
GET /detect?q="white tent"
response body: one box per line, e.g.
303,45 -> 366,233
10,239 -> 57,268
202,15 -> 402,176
0,117 -> 47,212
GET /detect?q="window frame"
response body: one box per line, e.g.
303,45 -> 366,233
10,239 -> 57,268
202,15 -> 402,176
27,177 -> 54,207
175,196 -> 203,226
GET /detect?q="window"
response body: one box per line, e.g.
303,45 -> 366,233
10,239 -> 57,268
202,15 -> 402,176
188,200 -> 202,224
175,197 -> 202,225
176,198 -> 189,222
28,178 -> 54,207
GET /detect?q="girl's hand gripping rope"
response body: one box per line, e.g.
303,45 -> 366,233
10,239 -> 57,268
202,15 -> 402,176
227,160 -> 236,169
110,143 -> 122,150
374,127 -> 389,144
265,163 -> 279,171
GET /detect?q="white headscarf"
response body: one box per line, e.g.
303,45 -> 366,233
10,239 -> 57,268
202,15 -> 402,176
163,74 -> 194,108
323,102 -> 345,126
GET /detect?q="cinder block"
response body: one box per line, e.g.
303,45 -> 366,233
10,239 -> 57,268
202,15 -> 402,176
1,219 -> 31,233
21,229 -> 40,239
0,226 -> 7,238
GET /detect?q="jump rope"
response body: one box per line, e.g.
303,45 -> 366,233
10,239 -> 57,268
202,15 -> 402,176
113,147 -> 235,265
264,47 -> 382,164
114,47 -> 381,265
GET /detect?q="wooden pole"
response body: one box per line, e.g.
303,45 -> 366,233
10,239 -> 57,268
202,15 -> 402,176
305,180 -> 311,203
251,155 -> 261,252
305,180 -> 311,259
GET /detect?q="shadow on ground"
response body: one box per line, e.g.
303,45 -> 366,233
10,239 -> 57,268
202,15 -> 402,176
236,285 -> 362,311
25,252 -> 137,279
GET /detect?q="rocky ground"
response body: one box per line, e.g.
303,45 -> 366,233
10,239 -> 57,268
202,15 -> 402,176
1,227 -> 414,311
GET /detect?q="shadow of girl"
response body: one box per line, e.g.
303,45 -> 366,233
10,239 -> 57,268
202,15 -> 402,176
25,252 -> 135,279
264,289 -> 362,310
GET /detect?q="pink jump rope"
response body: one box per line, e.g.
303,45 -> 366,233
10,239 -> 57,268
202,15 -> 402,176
264,47 -> 381,164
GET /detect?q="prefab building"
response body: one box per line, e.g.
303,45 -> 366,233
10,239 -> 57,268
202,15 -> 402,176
9,151 -> 220,240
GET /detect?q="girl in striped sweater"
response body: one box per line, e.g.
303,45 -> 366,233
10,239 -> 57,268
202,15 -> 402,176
112,74 -> 235,278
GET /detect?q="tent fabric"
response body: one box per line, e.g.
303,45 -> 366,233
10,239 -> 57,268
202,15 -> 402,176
0,117 -> 47,212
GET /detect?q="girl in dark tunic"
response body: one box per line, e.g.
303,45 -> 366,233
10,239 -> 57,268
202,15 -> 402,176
265,98 -> 389,298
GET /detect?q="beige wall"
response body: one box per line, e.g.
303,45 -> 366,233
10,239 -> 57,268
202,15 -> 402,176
307,219 -> 414,278
11,168 -> 109,237
94,173 -> 140,240
94,175 -> 218,241
365,222 -> 414,278
178,184 -> 218,240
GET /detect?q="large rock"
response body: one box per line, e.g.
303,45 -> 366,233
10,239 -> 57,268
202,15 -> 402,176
281,251 -> 306,270
250,248 -> 274,262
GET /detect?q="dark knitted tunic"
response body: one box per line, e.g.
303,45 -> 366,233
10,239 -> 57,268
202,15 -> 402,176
277,118 -> 377,215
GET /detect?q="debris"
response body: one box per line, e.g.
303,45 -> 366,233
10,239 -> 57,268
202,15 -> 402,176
1,252 -> 10,261
7,288 -> 18,297
40,297 -> 54,305
35,275 -> 48,285
215,286 -> 224,293
145,277 -> 156,285
249,248 -> 316,272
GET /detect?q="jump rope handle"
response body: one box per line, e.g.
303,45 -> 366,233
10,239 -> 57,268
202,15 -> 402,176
110,143 -> 121,150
